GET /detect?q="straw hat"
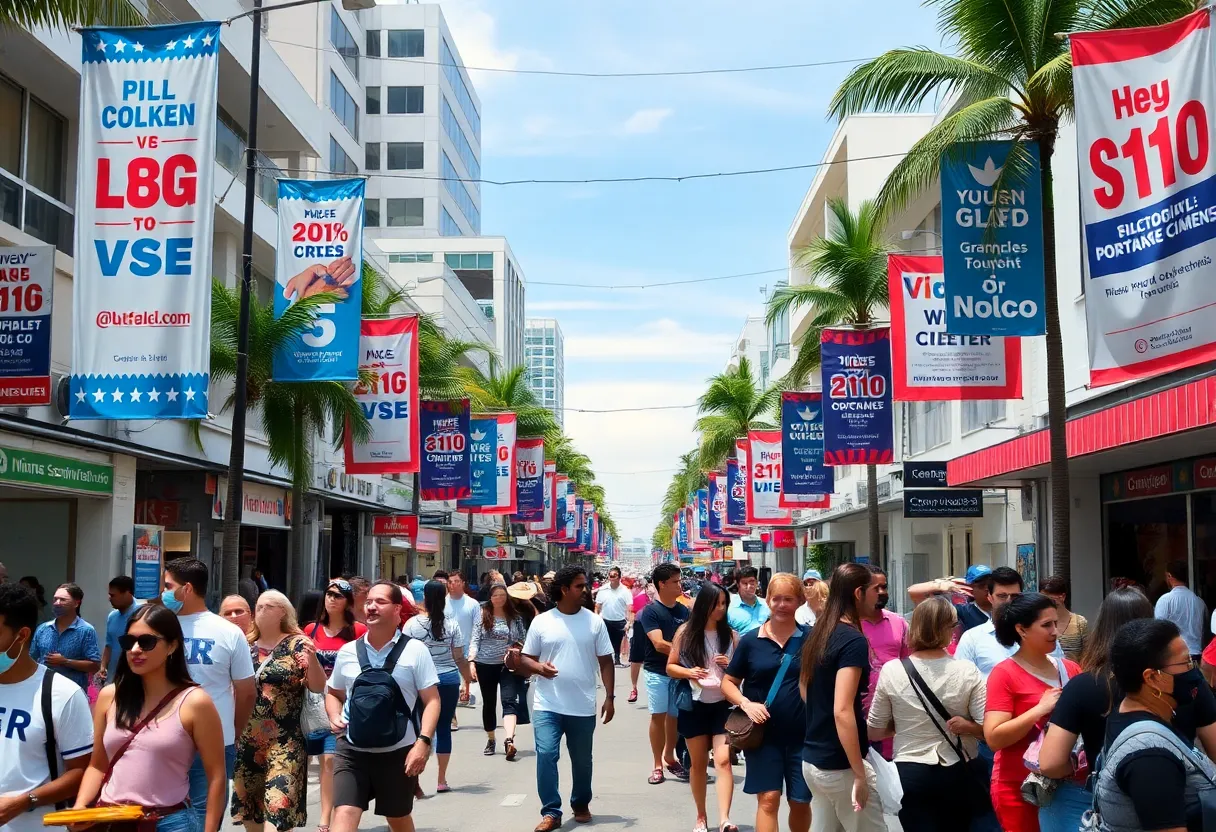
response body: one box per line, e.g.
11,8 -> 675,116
507,581 -> 537,601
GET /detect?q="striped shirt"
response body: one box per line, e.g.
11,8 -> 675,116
402,615 -> 462,676
468,615 -> 526,665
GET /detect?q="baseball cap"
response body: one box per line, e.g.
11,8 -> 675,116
803,569 -> 823,581
965,564 -> 993,584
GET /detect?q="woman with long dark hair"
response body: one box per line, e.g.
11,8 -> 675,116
402,579 -> 471,792
295,590 -> 323,629
468,583 -> 527,759
799,562 -> 884,832
73,604 -> 226,832
667,583 -> 739,832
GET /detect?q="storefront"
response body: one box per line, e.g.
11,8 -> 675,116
211,475 -> 291,588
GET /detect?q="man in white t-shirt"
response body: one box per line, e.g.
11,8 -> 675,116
0,582 -> 94,832
594,567 -> 633,667
161,557 -> 256,823
521,566 -> 614,832
327,581 -> 440,832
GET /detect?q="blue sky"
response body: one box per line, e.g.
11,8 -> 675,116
440,0 -> 944,541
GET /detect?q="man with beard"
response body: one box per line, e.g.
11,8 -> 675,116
857,566 -> 909,759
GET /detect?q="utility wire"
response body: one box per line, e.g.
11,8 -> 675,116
564,404 -> 696,413
530,267 -> 786,290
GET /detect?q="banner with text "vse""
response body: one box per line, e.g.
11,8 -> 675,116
345,316 -> 419,474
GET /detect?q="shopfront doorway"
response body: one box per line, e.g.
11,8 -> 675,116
1107,493 -> 1188,602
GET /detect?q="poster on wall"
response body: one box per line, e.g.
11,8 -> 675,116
1016,543 -> 1038,592
273,178 -> 365,381
71,23 -> 220,420
780,391 -> 833,507
132,524 -> 164,600
344,316 -> 419,474
514,437 -> 545,520
888,254 -> 1022,400
820,328 -> 894,465
419,399 -> 470,500
1071,10 -> 1216,385
745,431 -> 793,526
0,246 -> 54,406
457,414 -> 497,509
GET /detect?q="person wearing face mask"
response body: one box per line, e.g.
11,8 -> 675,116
857,566 -> 909,759
29,583 -> 100,690
1092,618 -> 1216,831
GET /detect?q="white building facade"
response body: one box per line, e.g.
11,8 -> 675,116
525,318 -> 565,428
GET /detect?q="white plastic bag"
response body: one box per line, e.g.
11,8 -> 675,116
866,747 -> 903,815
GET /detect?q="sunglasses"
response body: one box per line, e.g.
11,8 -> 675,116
325,590 -> 346,600
329,580 -> 352,592
118,634 -> 165,652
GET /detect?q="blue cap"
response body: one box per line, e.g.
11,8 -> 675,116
803,569 -> 823,581
965,564 -> 992,584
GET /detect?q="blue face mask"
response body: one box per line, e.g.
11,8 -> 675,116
51,604 -> 71,618
161,587 -> 184,613
0,634 -> 26,676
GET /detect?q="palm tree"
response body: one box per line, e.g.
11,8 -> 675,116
3,1 -> 141,29
826,0 -> 1196,582
695,357 -> 780,472
459,363 -> 558,438
767,197 -> 888,560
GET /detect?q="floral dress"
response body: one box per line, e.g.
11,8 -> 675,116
231,635 -> 310,830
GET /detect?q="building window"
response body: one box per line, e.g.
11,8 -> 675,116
365,86 -> 380,115
441,37 -> 480,139
365,198 -> 380,228
386,141 -> 423,170
388,253 -> 434,263
329,71 -> 359,139
386,197 -> 423,227
365,29 -> 381,58
445,252 -> 493,270
908,401 -> 951,455
25,98 -> 66,202
440,97 -> 480,192
962,399 -> 1007,434
329,8 -> 359,79
440,206 -> 462,237
329,136 -> 357,175
0,75 -> 23,179
387,86 -> 424,115
387,29 -> 424,58
0,75 -> 73,254
441,151 -> 480,233
365,142 -> 380,171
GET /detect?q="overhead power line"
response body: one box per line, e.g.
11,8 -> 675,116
530,267 -> 787,290
563,404 -> 697,413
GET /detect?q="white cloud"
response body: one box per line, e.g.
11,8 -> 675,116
433,0 -> 550,89
622,107 -> 674,135
565,318 -> 736,362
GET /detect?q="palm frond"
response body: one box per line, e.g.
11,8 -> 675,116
3,0 -> 142,30
1083,0 -> 1197,33
932,0 -> 1038,81
829,48 -> 1017,119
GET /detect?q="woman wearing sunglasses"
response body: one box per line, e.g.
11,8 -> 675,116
73,604 -> 226,832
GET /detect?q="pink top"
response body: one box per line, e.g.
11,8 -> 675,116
632,590 -> 650,614
860,610 -> 911,711
100,688 -> 197,807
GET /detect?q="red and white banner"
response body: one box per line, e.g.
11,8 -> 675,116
888,254 -> 1021,400
548,474 -> 569,540
745,432 -> 792,526
1072,10 -> 1216,385
345,316 -> 419,474
372,514 -> 418,540
465,413 -> 517,514
529,461 -> 558,535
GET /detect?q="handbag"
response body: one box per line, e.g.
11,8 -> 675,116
504,619 -> 532,679
725,627 -> 803,752
1020,657 -> 1071,807
901,657 -> 994,819
290,629 -> 331,736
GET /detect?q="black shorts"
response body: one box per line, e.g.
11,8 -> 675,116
332,736 -> 417,817
629,620 -> 647,663
677,698 -> 730,739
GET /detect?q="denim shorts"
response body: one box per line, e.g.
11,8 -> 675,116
156,808 -> 200,832
305,728 -> 337,756
644,671 -> 678,717
743,741 -> 811,802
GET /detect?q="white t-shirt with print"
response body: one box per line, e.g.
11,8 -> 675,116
0,666 -> 94,832
328,631 -> 439,752
444,593 -> 481,651
176,610 -> 255,745
594,584 -> 632,622
522,608 -> 612,717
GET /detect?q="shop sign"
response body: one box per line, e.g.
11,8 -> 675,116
773,529 -> 796,548
903,489 -> 983,518
1103,464 -> 1180,501
372,514 -> 418,539
212,476 -> 290,528
903,461 -> 949,488
416,527 -> 441,553
1194,457 -> 1216,490
741,539 -> 765,554
0,445 -> 113,495
320,466 -> 376,499
484,545 -> 510,560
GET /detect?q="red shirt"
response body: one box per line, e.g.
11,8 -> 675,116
986,656 -> 1080,782
399,595 -> 418,627
306,620 -> 367,676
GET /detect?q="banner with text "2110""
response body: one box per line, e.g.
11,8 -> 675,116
820,328 -> 894,465
1072,10 -> 1216,386
345,316 -> 419,474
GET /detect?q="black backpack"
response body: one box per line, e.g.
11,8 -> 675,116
346,637 -> 416,748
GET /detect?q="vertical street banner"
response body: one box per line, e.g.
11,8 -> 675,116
345,316 -> 419,474
529,461 -> 558,535
574,497 -> 586,551
419,399 -> 470,501
697,488 -> 711,539
584,501 -> 597,550
726,455 -> 748,528
820,328 -> 894,465
563,484 -> 576,541
72,22 -> 220,419
514,437 -> 545,520
940,141 -> 1046,335
780,391 -> 833,507
0,246 -> 54,406
746,431 -> 793,526
677,506 -> 689,552
273,178 -> 365,381
457,414 -> 497,509
889,254 -> 1022,400
546,473 -> 568,538
1071,10 -> 1216,385
470,412 -> 517,514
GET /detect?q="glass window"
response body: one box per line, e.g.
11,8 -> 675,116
440,97 -> 480,192
478,253 -> 493,269
962,399 -> 1007,434
329,136 -> 357,175
386,142 -> 423,170
441,151 -> 480,233
366,29 -> 381,58
388,253 -> 434,263
26,98 -> 65,201
0,75 -> 21,179
329,72 -> 358,139
329,8 -> 359,79
387,29 -> 424,58
365,142 -> 380,171
441,38 -> 480,139
0,176 -> 19,228
387,86 -> 424,115
364,199 -> 380,228
386,198 -> 423,227
908,401 -> 951,455
23,190 -> 71,255
365,86 -> 380,115
440,207 -> 462,237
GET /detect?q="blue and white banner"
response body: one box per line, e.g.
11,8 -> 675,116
458,414 -> 497,509
419,399 -> 470,501
562,482 -> 576,542
676,506 -> 689,552
514,437 -> 545,521
71,22 -> 220,419
780,391 -> 833,507
820,328 -> 895,465
697,488 -> 710,539
726,457 -> 747,528
273,178 -> 365,381
708,473 -> 730,538
0,246 -> 54,406
574,497 -> 586,550
941,140 -> 1046,335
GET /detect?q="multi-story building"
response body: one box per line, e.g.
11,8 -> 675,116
726,316 -> 770,386
525,319 -> 565,428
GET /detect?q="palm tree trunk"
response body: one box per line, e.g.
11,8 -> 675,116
289,399 -> 307,601
1039,134 -> 1070,581
866,463 -> 880,564
411,472 -> 421,578
222,478 -> 242,598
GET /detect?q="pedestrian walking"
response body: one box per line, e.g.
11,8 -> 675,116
75,604 -> 227,832
1039,576 -> 1087,662
982,593 -> 1079,832
325,581 -> 441,832
402,580 -> 471,793
627,579 -> 655,703
726,566 -> 769,635
857,565 -> 909,760
101,575 -> 143,685
866,596 -> 987,832
468,583 -> 528,760
296,590 -> 323,629
220,595 -> 254,636
162,557 -> 257,823
30,583 -> 101,690
1154,559 -> 1207,662
231,591 -> 327,832
721,573 -> 809,832
348,577 -> 370,626
594,567 -> 633,667
409,575 -> 426,604
0,582 -> 94,832
956,567 -> 1065,678
796,570 -> 824,627
667,583 -> 739,832
303,579 -> 366,832
640,563 -> 690,784
520,566 -> 614,831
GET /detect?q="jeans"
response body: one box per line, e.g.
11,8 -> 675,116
534,710 -> 596,821
156,809 -> 201,832
970,741 -> 1002,832
436,672 -> 461,755
1038,780 -> 1092,832
604,619 -> 626,663
187,743 -> 236,823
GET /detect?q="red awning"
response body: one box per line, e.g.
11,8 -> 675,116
947,376 -> 1216,486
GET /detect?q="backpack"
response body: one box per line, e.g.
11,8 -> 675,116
346,636 -> 417,748
41,669 -> 65,810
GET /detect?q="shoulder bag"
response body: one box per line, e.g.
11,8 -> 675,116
300,628 -> 330,736
1021,658 -> 1073,807
725,627 -> 804,752
504,617 -> 532,679
901,657 -> 994,819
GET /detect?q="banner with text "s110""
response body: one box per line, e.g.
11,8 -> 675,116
345,316 -> 419,474
419,399 -> 470,501
1072,10 -> 1216,386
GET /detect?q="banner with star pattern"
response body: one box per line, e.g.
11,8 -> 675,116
71,22 -> 221,419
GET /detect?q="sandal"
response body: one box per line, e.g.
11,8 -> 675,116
693,821 -> 708,832
666,760 -> 689,780
436,784 -> 452,794
627,689 -> 638,703
647,767 -> 665,785
720,823 -> 739,832
505,737 -> 517,761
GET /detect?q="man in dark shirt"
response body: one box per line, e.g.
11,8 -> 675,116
638,563 -> 689,784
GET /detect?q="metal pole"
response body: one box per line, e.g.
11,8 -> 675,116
222,0 -> 262,597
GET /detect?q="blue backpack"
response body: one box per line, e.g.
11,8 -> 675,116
346,636 -> 416,748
